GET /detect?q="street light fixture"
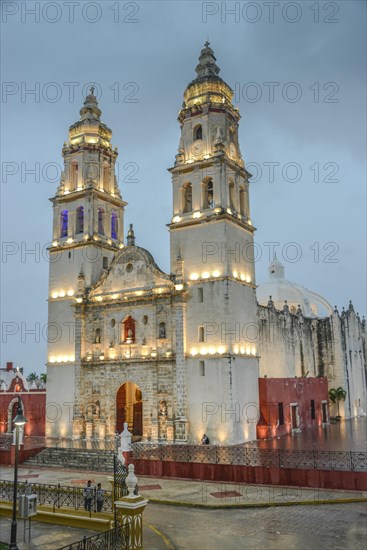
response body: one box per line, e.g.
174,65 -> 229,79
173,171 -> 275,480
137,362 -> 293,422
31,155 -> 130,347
9,396 -> 27,550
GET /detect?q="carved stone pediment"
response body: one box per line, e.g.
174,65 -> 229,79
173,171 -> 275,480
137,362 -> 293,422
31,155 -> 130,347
89,245 -> 174,296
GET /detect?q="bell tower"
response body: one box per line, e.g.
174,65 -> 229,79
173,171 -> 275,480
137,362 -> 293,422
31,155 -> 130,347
169,42 -> 254,282
169,43 -> 259,444
46,89 -> 126,438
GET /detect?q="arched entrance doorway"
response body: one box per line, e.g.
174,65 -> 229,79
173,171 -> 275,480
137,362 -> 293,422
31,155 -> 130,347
116,382 -> 143,437
7,397 -> 23,434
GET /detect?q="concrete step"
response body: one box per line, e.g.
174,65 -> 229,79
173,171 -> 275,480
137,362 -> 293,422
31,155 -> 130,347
23,448 -> 116,472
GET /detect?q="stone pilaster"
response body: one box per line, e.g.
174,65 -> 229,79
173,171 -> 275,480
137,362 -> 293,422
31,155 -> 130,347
174,299 -> 188,440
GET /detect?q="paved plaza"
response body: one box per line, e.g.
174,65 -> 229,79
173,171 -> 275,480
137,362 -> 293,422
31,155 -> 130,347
1,464 -> 366,508
1,419 -> 366,548
245,417 -> 367,451
1,502 -> 366,549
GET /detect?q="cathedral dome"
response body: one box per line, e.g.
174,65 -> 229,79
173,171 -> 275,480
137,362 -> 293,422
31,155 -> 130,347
257,258 -> 333,318
181,42 -> 234,112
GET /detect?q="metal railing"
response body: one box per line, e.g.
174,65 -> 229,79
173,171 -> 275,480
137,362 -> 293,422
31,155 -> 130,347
0,480 -> 113,515
57,524 -> 130,550
131,443 -> 367,472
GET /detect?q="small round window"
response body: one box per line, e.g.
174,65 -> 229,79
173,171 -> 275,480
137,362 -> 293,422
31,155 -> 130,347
126,263 -> 133,274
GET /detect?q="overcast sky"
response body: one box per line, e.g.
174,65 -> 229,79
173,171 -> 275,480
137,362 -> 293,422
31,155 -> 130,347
1,0 -> 366,375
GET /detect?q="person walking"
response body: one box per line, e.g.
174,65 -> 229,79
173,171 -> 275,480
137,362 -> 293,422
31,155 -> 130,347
83,480 -> 93,511
96,483 -> 105,512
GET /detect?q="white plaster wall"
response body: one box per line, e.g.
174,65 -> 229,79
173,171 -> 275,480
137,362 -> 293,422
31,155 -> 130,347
258,305 -> 367,419
46,364 -> 76,438
186,356 -> 259,444
170,219 -> 255,283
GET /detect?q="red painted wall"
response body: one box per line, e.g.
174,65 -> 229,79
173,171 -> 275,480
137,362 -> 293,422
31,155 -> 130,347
257,377 -> 329,439
131,458 -> 367,491
0,391 -> 46,437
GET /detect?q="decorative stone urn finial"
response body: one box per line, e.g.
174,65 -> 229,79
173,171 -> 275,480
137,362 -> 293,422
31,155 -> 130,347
127,224 -> 135,246
126,464 -> 138,498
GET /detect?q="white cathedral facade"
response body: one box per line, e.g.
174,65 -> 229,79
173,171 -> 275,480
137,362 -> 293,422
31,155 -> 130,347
46,44 -> 367,444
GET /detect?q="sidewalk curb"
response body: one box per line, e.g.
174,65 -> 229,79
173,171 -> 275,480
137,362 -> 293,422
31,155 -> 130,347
145,497 -> 367,509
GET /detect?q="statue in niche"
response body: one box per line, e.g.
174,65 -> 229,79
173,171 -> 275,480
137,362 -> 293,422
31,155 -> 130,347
124,316 -> 136,343
94,328 -> 101,344
94,401 -> 100,419
159,322 -> 166,339
159,400 -> 168,417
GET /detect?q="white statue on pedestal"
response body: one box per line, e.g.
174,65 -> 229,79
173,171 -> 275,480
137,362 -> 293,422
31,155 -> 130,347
117,422 -> 132,465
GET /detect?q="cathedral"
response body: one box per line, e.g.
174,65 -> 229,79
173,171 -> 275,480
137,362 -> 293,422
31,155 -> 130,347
46,43 -> 367,445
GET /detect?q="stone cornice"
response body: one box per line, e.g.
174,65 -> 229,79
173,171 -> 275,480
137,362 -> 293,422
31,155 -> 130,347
168,154 -> 251,179
168,211 -> 256,233
50,188 -> 127,207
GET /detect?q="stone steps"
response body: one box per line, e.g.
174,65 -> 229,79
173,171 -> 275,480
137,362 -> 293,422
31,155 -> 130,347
23,447 -> 116,472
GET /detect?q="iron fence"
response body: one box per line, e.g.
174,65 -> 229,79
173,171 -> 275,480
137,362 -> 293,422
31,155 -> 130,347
57,524 -> 130,550
131,443 -> 367,472
0,480 -> 113,515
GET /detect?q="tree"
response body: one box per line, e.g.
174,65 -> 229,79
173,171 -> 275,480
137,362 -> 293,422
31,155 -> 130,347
26,372 -> 38,383
40,373 -> 47,384
328,387 -> 347,417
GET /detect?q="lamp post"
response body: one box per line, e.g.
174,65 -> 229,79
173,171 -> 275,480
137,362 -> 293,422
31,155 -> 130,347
9,396 -> 27,550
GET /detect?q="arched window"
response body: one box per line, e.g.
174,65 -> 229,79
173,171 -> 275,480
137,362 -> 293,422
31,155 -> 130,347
203,179 -> 214,209
111,212 -> 118,239
124,316 -> 136,343
94,328 -> 101,344
76,206 -> 84,234
60,210 -> 68,238
229,180 -> 236,210
98,208 -> 104,235
183,183 -> 192,213
193,125 -> 203,141
159,322 -> 166,339
239,187 -> 246,216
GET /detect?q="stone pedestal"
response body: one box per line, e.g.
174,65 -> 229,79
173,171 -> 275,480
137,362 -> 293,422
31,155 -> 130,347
115,496 -> 148,550
150,421 -> 159,441
98,423 -> 106,439
166,421 -> 174,441
72,417 -> 84,440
